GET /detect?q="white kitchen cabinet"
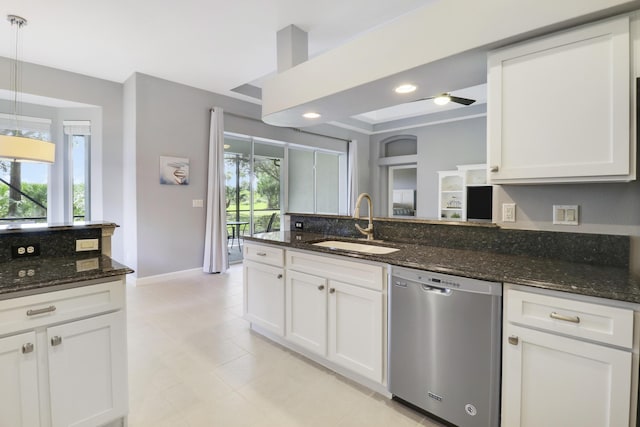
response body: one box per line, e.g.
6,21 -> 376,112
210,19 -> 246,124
327,280 -> 383,382
244,242 -> 387,389
48,311 -> 127,427
0,278 -> 128,427
243,253 -> 285,336
0,331 -> 39,427
502,286 -> 635,427
285,249 -> 386,384
285,270 -> 384,382
285,270 -> 327,355
487,15 -> 634,183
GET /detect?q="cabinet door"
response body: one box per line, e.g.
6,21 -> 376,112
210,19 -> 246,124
243,260 -> 285,336
327,280 -> 383,382
47,311 -> 128,427
286,270 -> 327,355
0,331 -> 40,427
488,16 -> 632,183
502,323 -> 631,427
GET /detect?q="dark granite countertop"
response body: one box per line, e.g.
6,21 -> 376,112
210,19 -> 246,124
0,254 -> 133,299
245,231 -> 640,305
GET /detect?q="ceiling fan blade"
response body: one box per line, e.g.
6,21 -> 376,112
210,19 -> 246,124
409,96 -> 434,103
448,95 -> 476,105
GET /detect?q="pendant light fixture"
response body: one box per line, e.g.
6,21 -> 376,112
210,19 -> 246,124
0,15 -> 55,163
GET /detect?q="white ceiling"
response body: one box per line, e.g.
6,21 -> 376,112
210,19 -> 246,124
1,0 -> 435,104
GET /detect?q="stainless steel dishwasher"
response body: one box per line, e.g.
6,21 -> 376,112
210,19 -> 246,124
389,266 -> 502,427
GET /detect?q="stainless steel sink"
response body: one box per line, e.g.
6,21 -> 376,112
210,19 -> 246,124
312,240 -> 399,255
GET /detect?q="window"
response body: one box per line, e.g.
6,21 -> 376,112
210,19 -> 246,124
0,114 -> 52,224
287,146 -> 347,215
63,121 -> 91,222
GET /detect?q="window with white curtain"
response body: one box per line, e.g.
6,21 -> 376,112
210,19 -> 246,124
63,120 -> 91,222
0,113 -> 52,224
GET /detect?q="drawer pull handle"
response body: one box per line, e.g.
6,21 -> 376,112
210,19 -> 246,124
51,336 -> 63,346
22,343 -> 34,354
508,336 -> 519,346
550,312 -> 580,324
318,285 -> 325,291
256,252 -> 267,256
26,305 -> 56,316
489,165 -> 499,173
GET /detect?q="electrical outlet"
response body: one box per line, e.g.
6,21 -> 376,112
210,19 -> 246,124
502,203 -> 516,222
553,205 -> 579,225
192,199 -> 203,208
294,221 -> 304,230
12,243 -> 40,259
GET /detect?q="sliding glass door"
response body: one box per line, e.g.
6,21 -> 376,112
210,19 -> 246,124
224,134 -> 284,261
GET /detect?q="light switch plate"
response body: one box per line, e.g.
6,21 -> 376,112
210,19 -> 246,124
192,199 -> 204,208
76,238 -> 100,252
553,205 -> 579,225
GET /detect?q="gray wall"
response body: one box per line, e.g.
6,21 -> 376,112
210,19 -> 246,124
129,73 -> 370,278
0,59 -> 124,260
371,116 -> 486,219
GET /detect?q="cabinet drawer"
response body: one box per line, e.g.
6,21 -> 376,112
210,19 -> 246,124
286,249 -> 385,291
506,289 -> 633,348
0,280 -> 125,337
244,243 -> 284,267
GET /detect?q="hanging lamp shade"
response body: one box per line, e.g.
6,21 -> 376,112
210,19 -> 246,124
0,134 -> 55,163
0,15 -> 55,164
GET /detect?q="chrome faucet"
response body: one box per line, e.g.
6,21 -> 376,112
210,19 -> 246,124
354,193 -> 374,240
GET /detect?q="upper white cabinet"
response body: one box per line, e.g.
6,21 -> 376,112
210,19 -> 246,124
488,15 -> 634,183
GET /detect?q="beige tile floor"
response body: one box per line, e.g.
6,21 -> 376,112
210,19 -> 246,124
126,263 -> 444,427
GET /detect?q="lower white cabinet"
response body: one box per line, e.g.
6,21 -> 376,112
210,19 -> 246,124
503,323 -> 631,427
0,278 -> 128,427
502,286 -> 635,427
286,272 -> 384,382
0,331 -> 40,427
327,280 -> 383,382
244,242 -> 387,389
243,259 -> 285,336
286,270 -> 327,355
48,311 -> 127,427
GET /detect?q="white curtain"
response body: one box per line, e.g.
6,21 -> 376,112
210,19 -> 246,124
203,108 -> 228,273
347,140 -> 358,215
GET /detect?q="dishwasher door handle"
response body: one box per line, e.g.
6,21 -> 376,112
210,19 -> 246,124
420,284 -> 452,295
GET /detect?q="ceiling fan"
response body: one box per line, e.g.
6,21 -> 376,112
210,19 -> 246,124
414,93 -> 476,106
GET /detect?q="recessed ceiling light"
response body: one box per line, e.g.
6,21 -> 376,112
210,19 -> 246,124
303,112 -> 321,119
433,94 -> 451,105
394,84 -> 417,94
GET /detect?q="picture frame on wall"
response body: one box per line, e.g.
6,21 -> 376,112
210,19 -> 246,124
160,156 -> 190,185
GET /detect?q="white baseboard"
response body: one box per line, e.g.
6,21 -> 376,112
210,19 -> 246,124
127,267 -> 204,286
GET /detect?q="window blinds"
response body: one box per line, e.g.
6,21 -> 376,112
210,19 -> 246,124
63,120 -> 91,136
0,113 -> 52,141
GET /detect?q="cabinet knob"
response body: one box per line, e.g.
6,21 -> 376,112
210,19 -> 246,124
489,165 -> 499,173
22,343 -> 34,354
329,288 -> 336,294
318,285 -> 325,291
277,274 -> 283,279
508,336 -> 519,346
51,336 -> 63,347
